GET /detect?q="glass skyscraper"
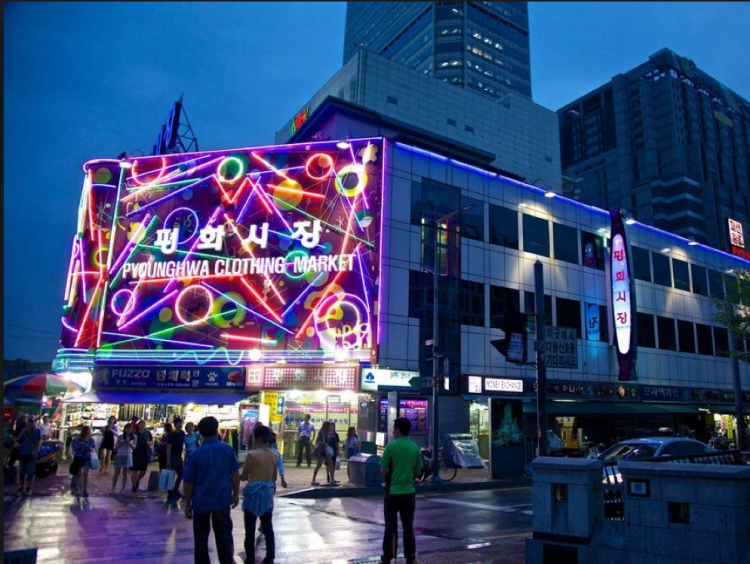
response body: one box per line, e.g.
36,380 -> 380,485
343,1 -> 531,99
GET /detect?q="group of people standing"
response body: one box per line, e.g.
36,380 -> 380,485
294,414 -> 361,486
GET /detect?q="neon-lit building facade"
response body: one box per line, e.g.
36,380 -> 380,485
58,139 -> 385,370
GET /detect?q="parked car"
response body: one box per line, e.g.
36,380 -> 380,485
599,437 -> 715,484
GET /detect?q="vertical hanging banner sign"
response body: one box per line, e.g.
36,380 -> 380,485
609,210 -> 637,381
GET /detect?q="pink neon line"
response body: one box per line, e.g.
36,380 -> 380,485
240,278 -> 283,323
124,155 -> 220,194
61,317 -> 79,334
164,207 -> 221,294
216,175 -> 250,206
356,246 -> 371,313
251,152 -> 292,182
78,238 -> 88,300
64,238 -> 79,301
220,333 -> 276,344
250,179 -> 293,233
377,140 -> 388,347
130,157 -> 167,186
236,188 -> 256,224
128,273 -> 241,285
118,289 -> 178,332
75,278 -> 102,347
124,175 -> 206,218
96,228 -> 105,277
110,213 -> 151,274
87,172 -> 96,241
224,214 -> 285,305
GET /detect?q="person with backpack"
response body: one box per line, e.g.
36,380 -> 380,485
380,417 -> 423,564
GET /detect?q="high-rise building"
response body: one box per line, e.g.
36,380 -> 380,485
559,49 -> 750,251
344,1 -> 531,99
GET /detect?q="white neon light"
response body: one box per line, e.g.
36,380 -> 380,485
611,234 -> 632,355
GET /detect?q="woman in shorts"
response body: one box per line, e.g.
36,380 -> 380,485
111,423 -> 136,493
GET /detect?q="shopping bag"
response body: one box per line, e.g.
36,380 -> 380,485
89,448 -> 100,471
147,470 -> 160,491
335,458 -> 341,471
158,469 -> 175,491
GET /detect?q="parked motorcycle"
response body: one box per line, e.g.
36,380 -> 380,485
35,440 -> 61,478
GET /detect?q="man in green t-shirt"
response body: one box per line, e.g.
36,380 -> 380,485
380,417 -> 423,564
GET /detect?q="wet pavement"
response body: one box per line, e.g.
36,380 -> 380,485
4,484 -> 531,563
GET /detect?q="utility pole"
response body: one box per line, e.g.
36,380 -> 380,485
535,260 -> 549,457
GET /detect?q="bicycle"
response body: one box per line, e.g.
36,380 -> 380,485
417,447 -> 458,483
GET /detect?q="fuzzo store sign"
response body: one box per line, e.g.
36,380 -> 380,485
93,366 -> 245,390
609,210 -> 637,381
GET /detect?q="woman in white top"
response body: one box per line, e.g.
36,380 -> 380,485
111,423 -> 136,492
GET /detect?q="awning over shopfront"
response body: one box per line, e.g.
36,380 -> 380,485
707,404 -> 750,415
64,390 -> 249,405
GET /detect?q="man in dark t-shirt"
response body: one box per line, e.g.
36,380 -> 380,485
166,417 -> 186,501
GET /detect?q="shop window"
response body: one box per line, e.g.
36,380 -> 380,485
553,223 -> 579,264
652,252 -> 672,287
460,279 -> 485,327
696,324 -> 714,355
708,269 -> 725,299
461,196 -> 484,242
691,264 -> 708,296
581,231 -> 605,270
556,297 -> 581,338
524,292 -> 552,326
488,204 -> 519,249
713,327 -> 730,357
657,316 -> 677,351
523,214 -> 550,257
637,313 -> 656,348
489,286 -> 520,329
632,246 -> 652,282
672,259 -> 690,291
677,320 -> 696,354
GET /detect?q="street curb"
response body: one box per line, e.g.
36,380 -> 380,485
279,477 -> 530,499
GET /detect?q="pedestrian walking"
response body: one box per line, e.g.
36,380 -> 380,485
38,415 -> 53,441
184,422 -> 199,462
183,416 -> 241,564
15,416 -> 42,495
240,425 -> 278,564
296,414 -> 315,468
311,421 -> 334,486
380,417 -> 423,564
327,422 -> 341,484
99,416 -> 117,474
166,417 -> 186,501
71,426 -> 96,498
112,423 -> 136,493
130,420 -> 153,492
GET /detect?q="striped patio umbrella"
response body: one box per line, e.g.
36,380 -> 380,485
4,373 -> 84,396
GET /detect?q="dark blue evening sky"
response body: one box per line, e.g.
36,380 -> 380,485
4,2 -> 749,361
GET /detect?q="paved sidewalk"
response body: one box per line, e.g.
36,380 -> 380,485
4,460 -> 524,500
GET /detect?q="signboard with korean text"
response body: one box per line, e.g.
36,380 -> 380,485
640,385 -> 681,402
728,218 -> 745,248
246,364 -> 359,392
58,139 -> 385,367
361,368 -> 419,392
398,399 -> 428,435
544,326 -> 578,369
609,210 -> 637,380
92,365 -> 246,390
585,303 -> 600,341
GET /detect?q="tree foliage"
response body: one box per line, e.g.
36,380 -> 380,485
712,269 -> 750,359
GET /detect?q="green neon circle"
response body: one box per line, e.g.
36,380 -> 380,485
284,250 -> 310,280
217,156 -> 245,184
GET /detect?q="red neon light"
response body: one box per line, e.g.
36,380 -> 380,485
131,157 -> 167,187
220,333 -> 275,344
240,277 -> 283,323
87,171 -> 96,241
216,176 -> 250,206
75,278 -> 103,348
304,153 -> 334,180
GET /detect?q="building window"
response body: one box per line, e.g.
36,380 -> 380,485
556,297 -> 581,338
523,215 -> 550,257
447,118 -> 457,126
553,223 -> 578,264
488,204 -> 519,249
637,313 -> 656,348
708,269 -> 725,299
678,320 -> 696,354
632,246 -> 652,282
461,280 -> 485,327
387,96 -> 398,105
652,252 -> 672,287
581,231 -> 605,270
460,196 -> 484,242
713,327 -> 730,357
672,259 -> 691,291
465,125 -> 474,133
524,292 -> 552,327
657,316 -> 677,351
691,264 -> 708,296
489,286 -> 520,329
696,324 -> 714,355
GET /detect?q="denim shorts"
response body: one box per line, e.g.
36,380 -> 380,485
19,454 -> 36,477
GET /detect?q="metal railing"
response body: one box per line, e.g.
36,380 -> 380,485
638,449 -> 747,465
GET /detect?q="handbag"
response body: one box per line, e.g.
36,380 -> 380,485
158,469 -> 176,491
89,448 -> 100,471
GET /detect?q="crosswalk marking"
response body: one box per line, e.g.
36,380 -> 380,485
427,498 -> 532,514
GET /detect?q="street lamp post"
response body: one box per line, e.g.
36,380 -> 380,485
430,204 -> 474,484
